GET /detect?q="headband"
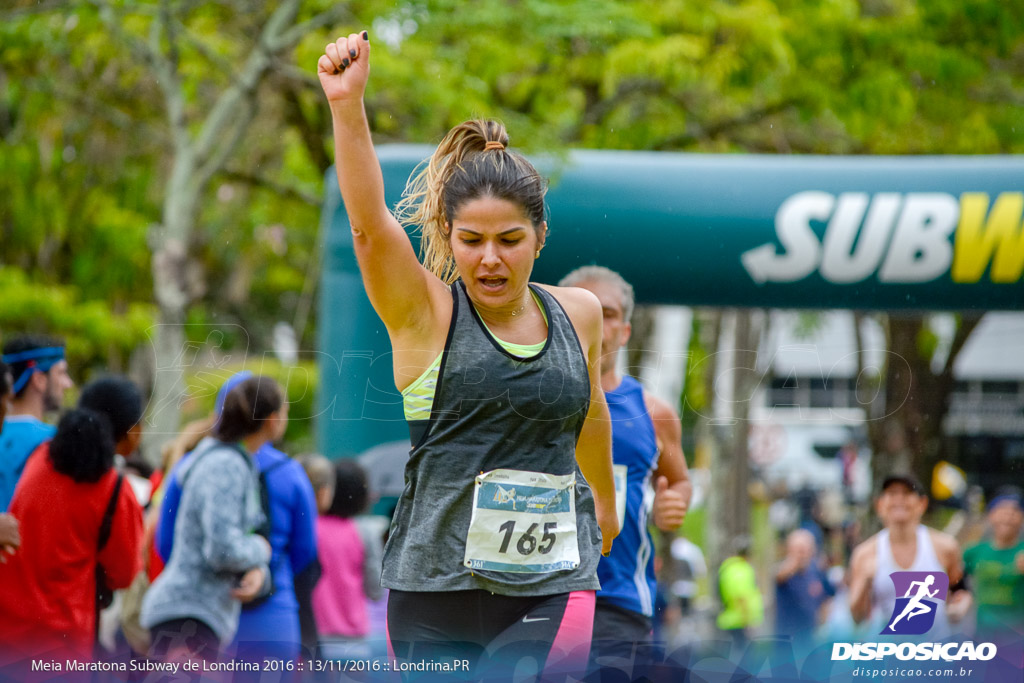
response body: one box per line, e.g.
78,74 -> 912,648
987,493 -> 1023,513
2,347 -> 66,394
215,370 -> 254,417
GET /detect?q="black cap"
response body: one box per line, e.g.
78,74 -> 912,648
881,473 -> 926,496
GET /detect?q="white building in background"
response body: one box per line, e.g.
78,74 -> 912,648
636,308 -> 1024,498
944,313 -> 1024,492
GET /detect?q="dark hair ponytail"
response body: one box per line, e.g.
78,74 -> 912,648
49,408 -> 116,483
213,376 -> 283,442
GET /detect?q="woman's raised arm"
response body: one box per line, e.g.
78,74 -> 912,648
317,32 -> 446,333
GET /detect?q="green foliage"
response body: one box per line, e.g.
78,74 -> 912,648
916,324 -> 940,363
325,0 -> 1024,157
181,359 -> 320,453
2,2 -> 326,361
0,267 -> 155,372
793,312 -> 826,339
2,0 -> 1021,419
681,315 -> 711,433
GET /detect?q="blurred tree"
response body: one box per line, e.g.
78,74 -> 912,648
857,313 -> 985,495
79,0 -> 352,454
2,0 -> 1020,467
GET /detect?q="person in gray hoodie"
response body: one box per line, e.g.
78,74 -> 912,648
141,376 -> 287,663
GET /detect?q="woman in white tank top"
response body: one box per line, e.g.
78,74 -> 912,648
848,475 -> 966,640
869,525 -> 951,639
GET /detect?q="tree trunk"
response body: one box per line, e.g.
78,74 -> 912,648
142,157 -> 200,465
867,314 -> 983,495
707,309 -> 766,588
114,0 -> 349,465
144,307 -> 187,465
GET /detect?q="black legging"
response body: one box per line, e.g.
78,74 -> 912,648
387,589 -> 594,681
148,617 -> 220,663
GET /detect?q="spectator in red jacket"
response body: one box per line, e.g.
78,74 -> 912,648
0,405 -> 143,663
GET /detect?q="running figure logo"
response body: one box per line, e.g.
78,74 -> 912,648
884,571 -> 949,635
493,485 -> 517,510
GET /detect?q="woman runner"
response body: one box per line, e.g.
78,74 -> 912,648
317,31 -> 619,678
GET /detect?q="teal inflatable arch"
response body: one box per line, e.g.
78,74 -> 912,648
318,147 -> 1024,457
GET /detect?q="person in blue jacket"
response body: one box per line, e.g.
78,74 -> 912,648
156,372 -> 318,673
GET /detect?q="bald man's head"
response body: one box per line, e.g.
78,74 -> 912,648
786,529 -> 817,567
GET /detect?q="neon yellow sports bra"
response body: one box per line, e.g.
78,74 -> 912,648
402,291 -> 547,421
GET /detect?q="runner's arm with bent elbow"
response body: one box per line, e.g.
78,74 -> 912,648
566,290 -> 618,555
317,32 -> 445,333
847,541 -> 876,624
647,393 -> 692,532
935,530 -> 971,621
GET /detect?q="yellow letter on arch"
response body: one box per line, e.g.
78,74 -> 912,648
952,192 -> 1024,284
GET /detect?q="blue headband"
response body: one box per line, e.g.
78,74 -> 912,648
215,370 -> 254,417
988,494 -> 1023,513
2,347 -> 65,394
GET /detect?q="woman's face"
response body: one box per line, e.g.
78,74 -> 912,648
574,278 -> 631,361
988,501 -> 1023,545
876,483 -> 927,526
448,196 -> 545,310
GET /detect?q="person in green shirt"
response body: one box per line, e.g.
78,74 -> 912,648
717,538 -> 765,652
963,489 -> 1024,642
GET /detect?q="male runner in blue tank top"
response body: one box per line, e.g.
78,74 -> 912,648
560,266 -> 692,679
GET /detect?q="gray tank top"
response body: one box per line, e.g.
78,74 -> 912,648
381,281 -> 602,595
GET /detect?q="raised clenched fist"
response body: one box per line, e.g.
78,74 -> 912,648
317,31 -> 370,104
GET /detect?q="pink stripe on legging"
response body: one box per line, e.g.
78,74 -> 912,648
546,590 -> 595,674
386,618 -> 395,662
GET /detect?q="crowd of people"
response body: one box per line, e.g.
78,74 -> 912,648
0,323 -> 1019,681
0,27 -> 1020,683
706,473 -> 1024,665
0,343 -> 391,679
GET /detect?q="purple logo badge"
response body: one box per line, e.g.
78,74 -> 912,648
883,571 -> 949,635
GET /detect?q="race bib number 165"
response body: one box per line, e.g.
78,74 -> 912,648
464,469 -> 579,573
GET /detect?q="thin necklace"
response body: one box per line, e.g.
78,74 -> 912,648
509,301 -> 527,317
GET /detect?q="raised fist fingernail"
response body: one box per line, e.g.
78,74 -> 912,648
342,57 -> 350,67
349,49 -> 356,58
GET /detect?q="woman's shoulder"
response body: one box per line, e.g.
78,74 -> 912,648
926,526 -> 961,559
385,279 -> 454,353
534,283 -> 601,320
534,283 -> 602,350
